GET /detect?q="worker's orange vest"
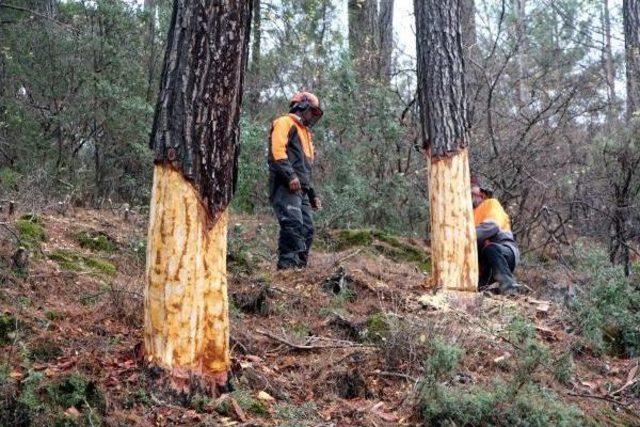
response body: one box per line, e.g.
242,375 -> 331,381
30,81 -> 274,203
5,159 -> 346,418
474,199 -> 511,231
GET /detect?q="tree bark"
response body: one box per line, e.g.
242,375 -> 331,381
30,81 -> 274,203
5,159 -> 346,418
245,0 -> 261,112
513,0 -> 528,108
145,0 -> 252,393
609,0 -> 640,276
144,0 -> 159,102
602,0 -> 617,118
624,0 -> 640,119
461,0 -> 479,123
415,0 -> 478,291
149,0 -> 252,223
378,0 -> 394,84
348,0 -> 379,81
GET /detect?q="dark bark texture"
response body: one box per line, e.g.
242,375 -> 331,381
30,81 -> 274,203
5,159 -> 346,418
348,0 -> 394,83
624,0 -> 640,119
348,0 -> 379,78
150,0 -> 253,222
414,0 -> 469,156
461,0 -> 478,122
377,0 -> 394,83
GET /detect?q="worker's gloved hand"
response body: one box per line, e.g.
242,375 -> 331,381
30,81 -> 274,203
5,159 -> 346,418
311,197 -> 322,211
288,177 -> 301,192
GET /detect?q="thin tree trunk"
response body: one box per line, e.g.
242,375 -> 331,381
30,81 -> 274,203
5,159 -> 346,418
603,0 -> 617,118
462,0 -> 479,123
378,0 -> 394,84
513,0 -> 527,108
415,0 -> 478,291
250,0 -> 261,72
609,0 -> 640,276
144,0 -> 158,102
145,0 -> 252,394
245,0 -> 261,112
348,0 -> 379,81
624,0 -> 640,120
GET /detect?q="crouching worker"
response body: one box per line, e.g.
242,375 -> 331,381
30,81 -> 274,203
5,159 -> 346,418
471,177 -> 522,294
268,92 -> 323,270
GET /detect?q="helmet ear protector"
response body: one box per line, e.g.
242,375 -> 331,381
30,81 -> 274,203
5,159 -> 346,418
290,99 -> 310,113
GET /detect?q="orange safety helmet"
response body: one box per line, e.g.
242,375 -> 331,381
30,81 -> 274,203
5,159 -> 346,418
289,91 -> 323,116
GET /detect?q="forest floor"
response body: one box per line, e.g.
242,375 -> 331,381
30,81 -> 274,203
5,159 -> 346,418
0,208 -> 638,426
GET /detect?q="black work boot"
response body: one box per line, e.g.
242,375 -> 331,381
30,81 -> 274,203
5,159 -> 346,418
499,282 -> 523,296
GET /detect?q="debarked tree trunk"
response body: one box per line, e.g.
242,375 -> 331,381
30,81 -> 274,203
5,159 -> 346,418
415,0 -> 479,291
145,165 -> 229,392
427,149 -> 478,291
144,0 -> 252,394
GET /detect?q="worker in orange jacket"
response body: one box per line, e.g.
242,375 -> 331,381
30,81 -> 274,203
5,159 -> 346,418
471,177 -> 521,294
268,92 -> 323,270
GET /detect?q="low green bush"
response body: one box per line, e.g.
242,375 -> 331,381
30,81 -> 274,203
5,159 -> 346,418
567,246 -> 640,357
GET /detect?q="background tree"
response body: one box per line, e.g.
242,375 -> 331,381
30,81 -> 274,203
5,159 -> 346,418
144,0 -> 252,393
414,0 -> 478,291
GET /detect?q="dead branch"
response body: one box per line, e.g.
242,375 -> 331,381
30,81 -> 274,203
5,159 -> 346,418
255,328 -> 376,351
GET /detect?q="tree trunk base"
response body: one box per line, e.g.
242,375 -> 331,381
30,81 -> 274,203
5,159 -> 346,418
418,290 -> 484,314
144,363 -> 231,401
427,148 -> 478,292
144,165 -> 230,394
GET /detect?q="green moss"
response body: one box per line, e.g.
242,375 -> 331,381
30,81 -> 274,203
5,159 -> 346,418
335,229 -> 374,250
48,250 -> 116,277
372,230 -> 431,270
332,229 -> 431,270
83,257 -> 116,276
16,216 -> 45,249
74,231 -> 116,253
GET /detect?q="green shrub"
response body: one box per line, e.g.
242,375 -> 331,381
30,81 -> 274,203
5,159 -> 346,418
231,390 -> 268,416
365,312 -> 390,342
424,338 -> 464,381
18,371 -> 44,413
16,215 -> 45,249
275,402 -> 318,425
46,373 -> 105,413
419,381 -> 585,426
552,352 -> 575,385
0,313 -> 17,345
30,337 -> 63,362
0,167 -> 21,191
567,246 -> 640,357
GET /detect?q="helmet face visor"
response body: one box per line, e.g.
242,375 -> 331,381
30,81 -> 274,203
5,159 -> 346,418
305,107 -> 324,127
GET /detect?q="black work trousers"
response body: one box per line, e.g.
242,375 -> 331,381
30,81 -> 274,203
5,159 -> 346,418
478,243 -> 517,289
271,185 -> 314,269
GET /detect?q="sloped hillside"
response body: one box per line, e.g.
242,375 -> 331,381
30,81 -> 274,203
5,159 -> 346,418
0,208 -> 638,426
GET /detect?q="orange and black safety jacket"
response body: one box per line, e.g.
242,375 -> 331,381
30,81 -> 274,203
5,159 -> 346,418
268,113 -> 316,199
474,198 -> 520,264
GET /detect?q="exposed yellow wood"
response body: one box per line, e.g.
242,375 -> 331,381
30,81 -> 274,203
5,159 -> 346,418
144,165 -> 229,391
427,148 -> 479,291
